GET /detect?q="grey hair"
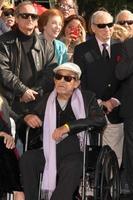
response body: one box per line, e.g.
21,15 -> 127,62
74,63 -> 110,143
14,1 -> 37,16
90,10 -> 113,25
115,9 -> 133,23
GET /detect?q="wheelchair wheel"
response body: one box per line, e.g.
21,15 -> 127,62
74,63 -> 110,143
94,145 -> 120,200
100,148 -> 120,200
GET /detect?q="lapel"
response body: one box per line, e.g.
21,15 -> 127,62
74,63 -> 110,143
84,36 -> 102,61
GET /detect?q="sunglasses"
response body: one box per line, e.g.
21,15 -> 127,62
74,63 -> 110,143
54,73 -> 76,82
94,22 -> 114,29
18,13 -> 39,20
117,20 -> 133,25
57,3 -> 74,10
3,11 -> 14,17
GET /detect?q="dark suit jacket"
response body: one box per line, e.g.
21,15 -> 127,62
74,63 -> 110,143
115,37 -> 133,118
74,36 -> 123,123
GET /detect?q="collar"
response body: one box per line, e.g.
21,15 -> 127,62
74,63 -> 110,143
96,37 -> 111,47
95,37 -> 111,56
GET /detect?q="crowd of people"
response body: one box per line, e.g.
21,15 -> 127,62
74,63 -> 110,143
0,0 -> 133,200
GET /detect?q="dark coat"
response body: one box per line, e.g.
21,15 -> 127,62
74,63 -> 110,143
0,29 -> 57,106
0,109 -> 21,193
74,36 -> 123,123
115,37 -> 133,118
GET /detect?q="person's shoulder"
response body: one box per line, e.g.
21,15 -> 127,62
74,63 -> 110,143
81,89 -> 96,100
0,30 -> 17,43
54,39 -> 66,46
54,39 -> 67,50
111,38 -> 123,46
122,37 -> 133,56
75,36 -> 94,51
123,37 -> 133,46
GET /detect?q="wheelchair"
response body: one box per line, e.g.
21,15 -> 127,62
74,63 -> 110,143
75,128 -> 120,200
24,126 -> 120,200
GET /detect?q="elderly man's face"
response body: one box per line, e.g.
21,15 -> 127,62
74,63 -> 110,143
117,12 -> 133,34
57,0 -> 76,19
54,69 -> 80,98
91,13 -> 114,42
15,4 -> 38,35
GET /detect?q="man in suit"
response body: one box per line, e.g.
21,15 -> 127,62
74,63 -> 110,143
74,10 -> 123,166
116,37 -> 133,193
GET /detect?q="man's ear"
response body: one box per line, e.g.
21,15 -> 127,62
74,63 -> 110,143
74,80 -> 81,88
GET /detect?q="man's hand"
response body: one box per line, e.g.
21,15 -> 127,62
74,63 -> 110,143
24,114 -> 42,128
0,131 -> 15,149
52,125 -> 69,141
102,98 -> 119,113
20,89 -> 38,103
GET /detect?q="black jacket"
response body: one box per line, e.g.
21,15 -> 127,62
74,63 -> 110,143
115,37 -> 133,118
0,29 -> 57,105
74,36 -> 123,123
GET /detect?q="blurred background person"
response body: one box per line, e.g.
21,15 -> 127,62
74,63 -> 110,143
61,14 -> 86,61
0,95 -> 24,200
112,24 -> 131,42
0,7 -> 15,35
115,9 -> 133,38
55,0 -> 78,19
38,8 -> 68,64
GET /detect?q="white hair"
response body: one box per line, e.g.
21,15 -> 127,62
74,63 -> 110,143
115,9 -> 133,23
91,10 -> 113,24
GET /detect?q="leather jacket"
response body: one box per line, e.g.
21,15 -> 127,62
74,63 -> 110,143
0,29 -> 57,105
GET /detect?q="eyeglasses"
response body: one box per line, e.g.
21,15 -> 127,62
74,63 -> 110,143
94,22 -> 114,29
54,73 -> 76,82
18,13 -> 39,20
117,20 -> 133,25
3,11 -> 14,17
57,3 -> 74,10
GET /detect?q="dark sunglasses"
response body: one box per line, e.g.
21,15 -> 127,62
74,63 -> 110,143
94,22 -> 114,29
54,73 -> 76,82
18,13 -> 39,20
117,20 -> 133,25
3,11 -> 14,16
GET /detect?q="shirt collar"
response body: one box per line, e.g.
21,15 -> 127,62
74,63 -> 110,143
96,37 -> 111,47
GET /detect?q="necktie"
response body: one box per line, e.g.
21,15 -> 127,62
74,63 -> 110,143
102,43 -> 109,60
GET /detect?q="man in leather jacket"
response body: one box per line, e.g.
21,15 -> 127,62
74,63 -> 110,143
0,1 -> 57,115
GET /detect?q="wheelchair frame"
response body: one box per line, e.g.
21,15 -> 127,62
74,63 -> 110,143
76,128 -> 120,200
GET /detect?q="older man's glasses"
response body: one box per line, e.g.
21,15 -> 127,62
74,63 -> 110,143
18,13 -> 39,20
117,20 -> 133,25
54,73 -> 76,82
57,3 -> 74,10
94,22 -> 114,29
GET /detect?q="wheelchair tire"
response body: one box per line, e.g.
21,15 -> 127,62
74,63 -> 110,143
94,145 -> 120,200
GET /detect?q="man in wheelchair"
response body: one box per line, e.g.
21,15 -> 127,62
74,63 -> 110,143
20,62 -> 106,200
